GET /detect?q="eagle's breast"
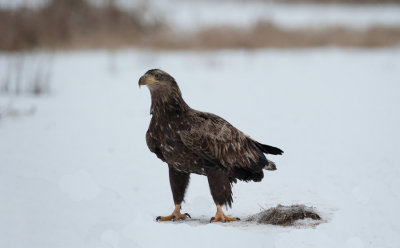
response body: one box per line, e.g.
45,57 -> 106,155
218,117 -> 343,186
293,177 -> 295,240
148,111 -> 207,175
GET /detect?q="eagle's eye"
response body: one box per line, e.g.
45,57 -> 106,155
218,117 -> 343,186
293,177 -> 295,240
154,73 -> 161,80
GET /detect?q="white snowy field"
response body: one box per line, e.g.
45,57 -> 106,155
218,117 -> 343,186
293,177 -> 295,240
1,48 -> 400,248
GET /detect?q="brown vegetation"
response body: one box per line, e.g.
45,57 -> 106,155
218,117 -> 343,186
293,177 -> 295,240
1,0 -> 400,51
174,23 -> 400,49
1,54 -> 52,96
0,0 -> 164,51
246,204 -> 322,226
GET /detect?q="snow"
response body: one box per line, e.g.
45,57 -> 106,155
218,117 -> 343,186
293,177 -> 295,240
1,48 -> 400,248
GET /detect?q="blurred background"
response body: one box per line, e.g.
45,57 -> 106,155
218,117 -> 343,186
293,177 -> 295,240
1,1 -> 400,248
1,0 -> 400,51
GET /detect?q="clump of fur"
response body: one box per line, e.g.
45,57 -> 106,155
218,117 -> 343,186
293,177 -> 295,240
246,204 -> 321,226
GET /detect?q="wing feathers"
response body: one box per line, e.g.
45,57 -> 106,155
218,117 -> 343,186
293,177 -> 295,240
180,111 -> 282,172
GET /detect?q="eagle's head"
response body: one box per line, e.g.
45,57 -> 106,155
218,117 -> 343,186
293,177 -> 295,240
139,69 -> 188,112
138,69 -> 177,91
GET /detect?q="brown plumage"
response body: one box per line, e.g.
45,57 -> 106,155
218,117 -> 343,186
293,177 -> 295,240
139,69 -> 283,222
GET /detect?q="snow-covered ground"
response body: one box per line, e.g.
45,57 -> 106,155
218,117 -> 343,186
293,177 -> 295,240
1,48 -> 400,248
1,0 -> 400,30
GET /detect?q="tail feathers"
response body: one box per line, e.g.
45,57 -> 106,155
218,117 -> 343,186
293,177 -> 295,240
264,159 -> 277,171
255,141 -> 284,155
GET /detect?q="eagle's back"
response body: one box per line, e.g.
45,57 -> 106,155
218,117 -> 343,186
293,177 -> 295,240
180,110 -> 270,181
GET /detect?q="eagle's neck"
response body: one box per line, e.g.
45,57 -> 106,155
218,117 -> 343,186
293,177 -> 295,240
149,83 -> 190,116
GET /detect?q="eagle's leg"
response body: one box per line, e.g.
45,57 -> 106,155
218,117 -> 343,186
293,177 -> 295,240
156,165 -> 191,222
207,168 -> 240,223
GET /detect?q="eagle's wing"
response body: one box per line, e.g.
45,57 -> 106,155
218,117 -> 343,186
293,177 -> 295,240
146,128 -> 165,162
180,111 -> 282,171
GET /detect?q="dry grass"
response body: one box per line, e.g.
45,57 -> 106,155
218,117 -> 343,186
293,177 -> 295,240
182,23 -> 400,49
138,23 -> 400,49
0,0 -> 164,51
246,204 -> 322,226
1,54 -> 52,96
1,0 -> 400,51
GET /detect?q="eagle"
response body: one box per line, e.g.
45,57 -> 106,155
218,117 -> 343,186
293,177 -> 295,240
139,69 -> 283,223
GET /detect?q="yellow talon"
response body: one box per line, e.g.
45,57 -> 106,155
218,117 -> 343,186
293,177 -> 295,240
210,205 -> 240,223
156,204 -> 191,222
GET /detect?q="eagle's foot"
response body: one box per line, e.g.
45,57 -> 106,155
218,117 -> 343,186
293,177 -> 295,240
210,205 -> 240,223
210,215 -> 240,223
156,204 -> 191,222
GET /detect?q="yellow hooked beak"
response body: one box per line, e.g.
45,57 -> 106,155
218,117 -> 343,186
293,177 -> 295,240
139,75 -> 158,88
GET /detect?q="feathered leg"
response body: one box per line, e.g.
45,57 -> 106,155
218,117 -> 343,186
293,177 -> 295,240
207,168 -> 240,223
156,165 -> 191,221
